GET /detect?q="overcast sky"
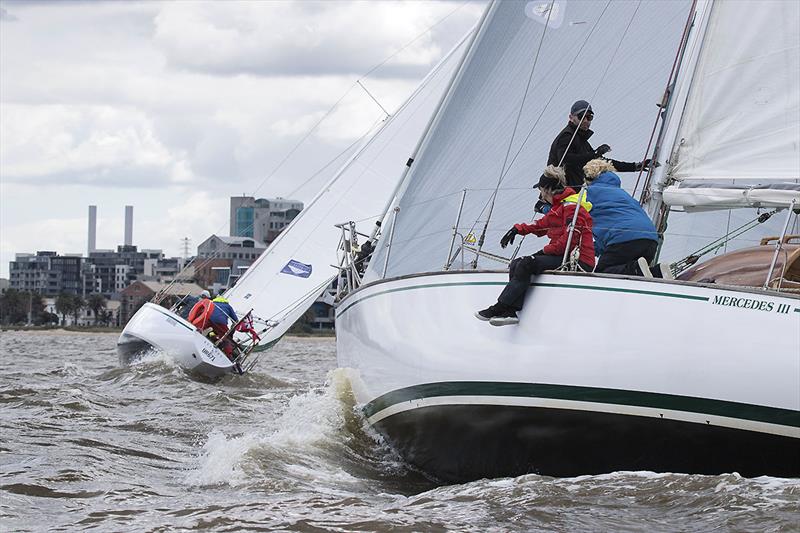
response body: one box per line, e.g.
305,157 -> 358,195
0,0 -> 484,278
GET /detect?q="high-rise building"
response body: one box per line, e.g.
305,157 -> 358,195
9,251 -> 84,296
229,196 -> 303,245
87,245 -> 162,298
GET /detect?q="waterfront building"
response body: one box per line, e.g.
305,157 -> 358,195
119,280 -> 204,325
9,251 -> 84,296
195,236 -> 266,291
87,245 -> 163,298
229,196 -> 303,245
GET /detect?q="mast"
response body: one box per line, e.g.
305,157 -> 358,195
369,0 -> 497,278
642,0 -> 714,234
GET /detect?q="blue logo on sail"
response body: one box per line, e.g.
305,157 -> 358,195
281,259 -> 312,278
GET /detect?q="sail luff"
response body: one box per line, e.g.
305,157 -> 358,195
367,1 -> 499,280
223,30 -> 474,346
643,0 -> 714,223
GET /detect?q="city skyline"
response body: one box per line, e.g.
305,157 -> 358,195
0,0 -> 484,277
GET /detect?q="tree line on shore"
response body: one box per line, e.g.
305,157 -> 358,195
0,290 -> 112,326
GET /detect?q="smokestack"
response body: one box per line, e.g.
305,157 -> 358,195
124,205 -> 133,246
88,205 -> 97,255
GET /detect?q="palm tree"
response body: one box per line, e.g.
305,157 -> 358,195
71,295 -> 85,325
86,293 -> 107,325
55,293 -> 73,325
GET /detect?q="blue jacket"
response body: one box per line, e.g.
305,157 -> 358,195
210,297 -> 238,326
585,171 -> 658,255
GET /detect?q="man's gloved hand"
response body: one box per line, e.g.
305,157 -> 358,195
534,199 -> 551,214
635,158 -> 653,171
594,144 -> 611,157
500,227 -> 518,249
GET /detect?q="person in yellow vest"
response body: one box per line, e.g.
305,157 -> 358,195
475,166 -> 595,326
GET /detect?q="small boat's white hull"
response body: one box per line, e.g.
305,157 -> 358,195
117,303 -> 237,379
336,270 -> 800,481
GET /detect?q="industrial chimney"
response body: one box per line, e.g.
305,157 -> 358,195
88,205 -> 97,255
124,205 -> 133,246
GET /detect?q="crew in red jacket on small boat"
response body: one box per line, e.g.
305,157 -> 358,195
475,165 -> 595,326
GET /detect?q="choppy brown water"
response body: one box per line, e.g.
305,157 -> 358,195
0,330 -> 797,532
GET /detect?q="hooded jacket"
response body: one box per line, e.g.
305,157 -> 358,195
548,123 -> 637,187
210,296 -> 238,326
585,170 -> 658,255
513,187 -> 596,268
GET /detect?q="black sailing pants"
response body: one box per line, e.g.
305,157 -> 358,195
595,238 -> 658,276
497,253 -> 588,311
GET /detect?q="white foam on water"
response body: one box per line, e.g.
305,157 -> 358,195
185,430 -> 260,487
186,368 -> 362,488
125,347 -> 185,379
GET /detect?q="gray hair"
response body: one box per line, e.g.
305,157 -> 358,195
583,158 -> 616,181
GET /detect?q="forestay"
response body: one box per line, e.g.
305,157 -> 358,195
367,0 -> 690,280
662,0 -> 800,211
223,34 -> 470,345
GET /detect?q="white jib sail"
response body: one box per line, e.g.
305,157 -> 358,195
223,34 -> 470,345
662,0 -> 800,211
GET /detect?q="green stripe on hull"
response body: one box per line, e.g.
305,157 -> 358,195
149,305 -> 194,332
338,279 -> 709,317
363,382 -> 800,429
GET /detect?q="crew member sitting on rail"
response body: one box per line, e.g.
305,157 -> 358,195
475,165 -> 595,326
209,295 -> 239,358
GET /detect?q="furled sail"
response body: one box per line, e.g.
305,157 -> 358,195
367,0 -> 690,280
662,0 -> 800,211
223,34 -> 470,345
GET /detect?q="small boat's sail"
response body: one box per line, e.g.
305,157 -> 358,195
656,0 -> 800,212
223,34 -> 471,346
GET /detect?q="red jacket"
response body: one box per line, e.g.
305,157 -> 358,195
513,187 -> 596,268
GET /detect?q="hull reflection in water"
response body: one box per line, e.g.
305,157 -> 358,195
336,271 -> 800,482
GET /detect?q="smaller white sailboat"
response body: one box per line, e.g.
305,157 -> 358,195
116,34 -> 471,377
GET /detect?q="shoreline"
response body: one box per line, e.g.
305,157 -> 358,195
0,325 -> 336,338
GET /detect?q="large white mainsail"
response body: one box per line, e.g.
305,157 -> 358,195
659,0 -> 800,211
367,0 -> 690,280
223,34 -> 471,345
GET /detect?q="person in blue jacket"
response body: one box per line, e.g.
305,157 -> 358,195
210,295 -> 238,332
583,158 -> 672,278
208,295 -> 239,359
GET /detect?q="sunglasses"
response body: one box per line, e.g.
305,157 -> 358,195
577,113 -> 593,121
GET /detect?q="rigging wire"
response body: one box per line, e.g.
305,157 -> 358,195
471,0 -> 556,262
152,3 -> 476,306
463,0 -> 615,261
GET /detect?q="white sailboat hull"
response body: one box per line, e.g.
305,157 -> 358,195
335,271 -> 800,481
117,303 -> 237,379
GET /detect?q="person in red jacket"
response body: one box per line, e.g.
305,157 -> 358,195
475,165 -> 595,326
187,290 -> 214,331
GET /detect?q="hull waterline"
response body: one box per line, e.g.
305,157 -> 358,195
336,270 -> 800,482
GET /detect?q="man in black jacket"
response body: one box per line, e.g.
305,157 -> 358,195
548,100 -> 650,190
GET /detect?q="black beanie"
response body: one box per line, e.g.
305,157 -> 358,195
536,173 -> 561,190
